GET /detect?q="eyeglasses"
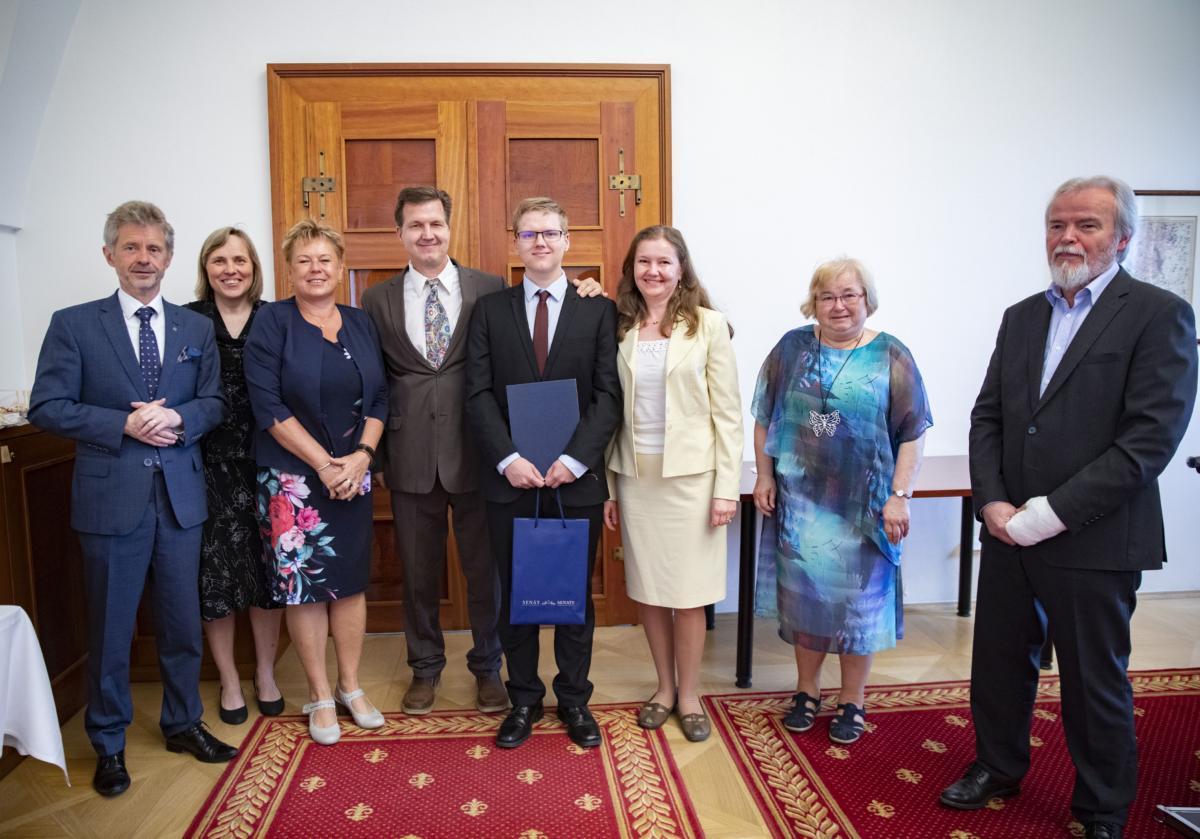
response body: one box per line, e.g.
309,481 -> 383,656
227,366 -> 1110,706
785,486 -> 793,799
816,292 -> 865,306
515,229 -> 565,243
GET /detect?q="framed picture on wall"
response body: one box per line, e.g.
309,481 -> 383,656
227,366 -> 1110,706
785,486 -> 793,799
1129,191 -> 1199,324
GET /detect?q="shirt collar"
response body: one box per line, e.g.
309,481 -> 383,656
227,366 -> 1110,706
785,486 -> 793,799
523,273 -> 568,302
117,288 -> 164,320
1045,260 -> 1120,307
405,260 -> 459,295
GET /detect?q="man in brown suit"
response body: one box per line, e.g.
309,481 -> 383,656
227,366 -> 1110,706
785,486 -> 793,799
362,187 -> 602,714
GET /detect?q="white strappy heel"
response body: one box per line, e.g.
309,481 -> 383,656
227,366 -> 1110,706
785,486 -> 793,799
302,699 -> 341,745
336,686 -> 384,729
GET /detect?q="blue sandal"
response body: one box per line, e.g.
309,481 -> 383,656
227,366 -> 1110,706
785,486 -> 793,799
783,691 -> 821,733
829,702 -> 866,744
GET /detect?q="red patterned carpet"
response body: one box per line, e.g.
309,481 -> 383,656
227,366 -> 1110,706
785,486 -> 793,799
705,669 -> 1200,838
185,702 -> 702,838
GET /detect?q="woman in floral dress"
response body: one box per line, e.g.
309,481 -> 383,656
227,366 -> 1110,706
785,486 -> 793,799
244,219 -> 388,745
186,227 -> 283,725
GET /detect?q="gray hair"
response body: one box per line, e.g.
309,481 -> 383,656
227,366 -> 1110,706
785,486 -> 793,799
103,200 -> 175,253
1047,176 -> 1139,259
800,257 -> 879,319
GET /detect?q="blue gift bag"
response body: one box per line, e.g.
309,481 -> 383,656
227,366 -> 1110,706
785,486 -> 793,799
511,489 -> 590,625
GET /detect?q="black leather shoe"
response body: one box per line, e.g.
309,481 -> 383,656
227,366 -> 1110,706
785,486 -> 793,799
938,763 -> 1020,809
165,721 -> 238,763
254,677 -> 285,717
1086,823 -> 1122,839
93,751 -> 130,797
557,704 -> 601,748
496,703 -> 544,748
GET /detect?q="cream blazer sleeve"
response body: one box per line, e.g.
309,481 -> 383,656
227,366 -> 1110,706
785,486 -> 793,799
701,311 -> 744,500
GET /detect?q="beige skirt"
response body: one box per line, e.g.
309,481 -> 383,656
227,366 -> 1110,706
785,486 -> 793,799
616,454 -> 727,609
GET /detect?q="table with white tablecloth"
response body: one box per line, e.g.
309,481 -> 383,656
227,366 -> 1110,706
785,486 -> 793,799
0,605 -> 69,783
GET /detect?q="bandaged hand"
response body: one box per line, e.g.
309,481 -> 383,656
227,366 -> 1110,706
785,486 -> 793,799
1004,495 -> 1066,547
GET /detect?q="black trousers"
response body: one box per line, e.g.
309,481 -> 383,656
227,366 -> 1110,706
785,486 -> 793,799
970,541 -> 1141,826
487,491 -> 602,708
391,478 -> 501,679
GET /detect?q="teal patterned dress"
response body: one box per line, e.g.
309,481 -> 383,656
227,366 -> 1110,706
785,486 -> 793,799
752,326 -> 932,655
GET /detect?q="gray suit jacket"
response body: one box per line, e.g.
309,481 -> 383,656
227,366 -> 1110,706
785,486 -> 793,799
362,261 -> 505,494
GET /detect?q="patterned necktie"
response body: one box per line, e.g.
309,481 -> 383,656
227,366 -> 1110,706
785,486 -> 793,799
424,280 -> 451,368
136,306 -> 161,399
533,289 -> 550,376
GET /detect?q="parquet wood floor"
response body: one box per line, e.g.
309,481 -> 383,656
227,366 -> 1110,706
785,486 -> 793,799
2,596 -> 1198,837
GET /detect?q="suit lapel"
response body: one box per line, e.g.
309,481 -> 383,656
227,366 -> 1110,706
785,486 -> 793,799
385,272 -> 434,370
1034,270 -> 1131,413
155,302 -> 186,396
1026,298 -> 1052,414
444,263 -> 478,363
99,293 -> 149,399
617,323 -> 638,372
665,317 -> 700,375
508,285 -> 541,378
544,283 -> 579,377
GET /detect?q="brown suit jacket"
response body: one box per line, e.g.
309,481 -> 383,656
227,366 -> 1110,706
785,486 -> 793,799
362,261 -> 505,494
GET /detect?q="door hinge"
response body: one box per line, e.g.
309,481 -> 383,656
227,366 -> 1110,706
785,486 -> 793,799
608,148 -> 642,217
302,151 -> 337,218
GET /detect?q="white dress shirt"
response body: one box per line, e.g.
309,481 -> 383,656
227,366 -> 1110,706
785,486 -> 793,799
116,288 -> 165,363
403,261 -> 462,357
497,272 -> 586,478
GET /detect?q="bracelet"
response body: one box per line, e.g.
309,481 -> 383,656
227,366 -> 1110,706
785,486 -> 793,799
355,443 -> 377,460
316,461 -> 334,473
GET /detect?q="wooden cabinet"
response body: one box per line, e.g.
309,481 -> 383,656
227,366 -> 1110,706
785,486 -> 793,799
0,424 -> 88,781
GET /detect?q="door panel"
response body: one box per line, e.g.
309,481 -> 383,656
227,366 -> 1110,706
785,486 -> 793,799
267,64 -> 670,631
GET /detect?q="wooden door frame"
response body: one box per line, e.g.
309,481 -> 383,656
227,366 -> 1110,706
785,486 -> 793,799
266,62 -> 672,294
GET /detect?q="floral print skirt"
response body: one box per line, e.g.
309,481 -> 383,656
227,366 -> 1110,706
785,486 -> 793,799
257,468 -> 372,605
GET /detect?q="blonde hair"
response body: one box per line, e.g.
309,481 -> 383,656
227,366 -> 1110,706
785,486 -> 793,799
281,218 -> 345,263
800,257 -> 879,319
194,227 -> 264,303
511,196 -> 568,232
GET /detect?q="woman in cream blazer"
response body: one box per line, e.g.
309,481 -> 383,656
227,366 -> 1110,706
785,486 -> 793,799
604,226 -> 743,742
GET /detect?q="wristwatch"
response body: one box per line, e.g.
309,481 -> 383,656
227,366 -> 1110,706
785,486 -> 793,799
892,488 -> 910,499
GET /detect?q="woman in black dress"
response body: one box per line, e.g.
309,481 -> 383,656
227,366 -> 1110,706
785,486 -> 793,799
186,228 -> 284,724
244,219 -> 388,746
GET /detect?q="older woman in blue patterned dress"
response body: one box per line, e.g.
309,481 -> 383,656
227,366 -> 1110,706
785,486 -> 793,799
752,258 -> 931,744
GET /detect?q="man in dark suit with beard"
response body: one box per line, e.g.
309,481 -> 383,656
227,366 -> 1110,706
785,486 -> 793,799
940,176 -> 1198,839
466,196 -> 622,750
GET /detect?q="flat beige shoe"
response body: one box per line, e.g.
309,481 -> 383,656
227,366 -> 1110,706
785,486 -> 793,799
679,711 -> 711,742
637,700 -> 673,730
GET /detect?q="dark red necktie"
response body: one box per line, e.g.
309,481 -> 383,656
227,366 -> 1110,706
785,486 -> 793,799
533,289 -> 549,375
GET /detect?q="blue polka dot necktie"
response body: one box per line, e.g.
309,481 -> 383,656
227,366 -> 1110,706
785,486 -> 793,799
136,306 -> 161,400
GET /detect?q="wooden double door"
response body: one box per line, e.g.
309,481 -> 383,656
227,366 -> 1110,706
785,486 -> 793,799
267,64 -> 672,631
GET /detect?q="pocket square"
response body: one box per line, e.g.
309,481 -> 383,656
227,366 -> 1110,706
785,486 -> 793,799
177,345 -> 203,363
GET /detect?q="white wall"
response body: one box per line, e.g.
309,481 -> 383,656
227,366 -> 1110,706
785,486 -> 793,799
7,0 -> 1200,603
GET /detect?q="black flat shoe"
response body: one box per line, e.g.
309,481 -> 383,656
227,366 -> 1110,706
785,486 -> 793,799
165,721 -> 238,763
218,685 -> 248,725
557,704 -> 601,748
939,763 -> 1021,809
497,703 -> 544,748
828,702 -> 866,744
254,677 -> 285,716
93,751 -> 130,797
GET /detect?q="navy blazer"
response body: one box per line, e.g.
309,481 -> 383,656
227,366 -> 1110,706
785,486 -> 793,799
243,299 -> 388,473
29,292 -> 224,535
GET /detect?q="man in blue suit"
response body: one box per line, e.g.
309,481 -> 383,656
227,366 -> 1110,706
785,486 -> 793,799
29,200 -> 237,797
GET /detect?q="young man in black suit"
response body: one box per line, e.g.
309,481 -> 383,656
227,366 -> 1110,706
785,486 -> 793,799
941,176 -> 1198,839
466,196 -> 622,749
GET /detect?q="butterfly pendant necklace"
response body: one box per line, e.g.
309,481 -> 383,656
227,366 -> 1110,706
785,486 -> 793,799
809,328 -> 864,438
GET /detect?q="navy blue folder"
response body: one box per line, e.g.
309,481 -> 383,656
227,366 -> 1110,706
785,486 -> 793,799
506,378 -> 580,474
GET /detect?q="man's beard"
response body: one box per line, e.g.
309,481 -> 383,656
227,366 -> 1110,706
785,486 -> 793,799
1049,244 -> 1113,291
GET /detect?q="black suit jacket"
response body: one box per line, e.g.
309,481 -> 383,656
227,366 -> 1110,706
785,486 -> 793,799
466,282 -> 622,506
361,261 -> 505,494
969,268 -> 1197,570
